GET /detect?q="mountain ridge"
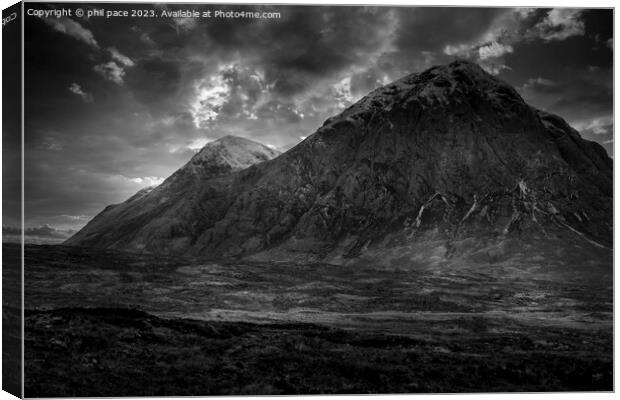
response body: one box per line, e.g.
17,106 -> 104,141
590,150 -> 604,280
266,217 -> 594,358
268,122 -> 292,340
66,60 -> 612,264
65,135 -> 281,250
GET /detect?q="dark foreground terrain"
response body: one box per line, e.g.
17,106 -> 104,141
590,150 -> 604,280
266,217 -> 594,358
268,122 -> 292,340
20,238 -> 612,395
26,307 -> 611,396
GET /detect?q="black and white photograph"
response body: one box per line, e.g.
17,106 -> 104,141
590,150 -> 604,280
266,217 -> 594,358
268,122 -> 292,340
1,1 -> 615,397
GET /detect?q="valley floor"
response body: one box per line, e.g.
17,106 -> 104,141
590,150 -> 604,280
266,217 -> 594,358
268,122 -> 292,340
14,239 -> 613,396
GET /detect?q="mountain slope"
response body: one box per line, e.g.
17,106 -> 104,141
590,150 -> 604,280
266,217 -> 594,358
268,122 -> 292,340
67,61 -> 612,263
64,136 -> 280,252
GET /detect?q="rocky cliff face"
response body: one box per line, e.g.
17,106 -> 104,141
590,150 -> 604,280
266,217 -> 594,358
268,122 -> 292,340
66,61 -> 612,263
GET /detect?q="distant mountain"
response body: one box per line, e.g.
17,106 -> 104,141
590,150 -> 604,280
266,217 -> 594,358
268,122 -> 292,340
64,135 -> 280,251
66,61 -> 612,264
4,224 -> 75,245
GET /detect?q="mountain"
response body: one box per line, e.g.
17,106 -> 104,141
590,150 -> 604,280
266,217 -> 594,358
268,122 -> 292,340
66,61 -> 612,264
64,135 -> 280,251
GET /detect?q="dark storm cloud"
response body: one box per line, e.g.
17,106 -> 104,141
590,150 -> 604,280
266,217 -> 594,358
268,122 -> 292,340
516,67 -> 612,116
394,8 -> 503,55
125,57 -> 184,110
263,8 -> 392,76
182,6 -> 397,96
23,4 -> 613,232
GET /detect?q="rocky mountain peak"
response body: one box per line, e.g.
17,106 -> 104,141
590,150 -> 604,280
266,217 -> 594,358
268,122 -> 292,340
188,135 -> 280,170
334,59 -> 524,125
157,135 -> 280,188
64,134 -> 280,249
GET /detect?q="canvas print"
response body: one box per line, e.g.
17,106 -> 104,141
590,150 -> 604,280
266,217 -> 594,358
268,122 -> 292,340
1,2 -> 614,397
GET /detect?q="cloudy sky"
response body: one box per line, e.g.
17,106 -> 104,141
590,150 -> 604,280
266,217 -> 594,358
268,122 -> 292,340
17,3 -> 613,236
